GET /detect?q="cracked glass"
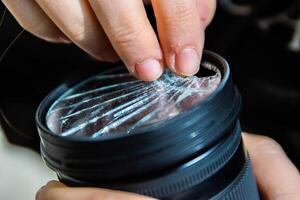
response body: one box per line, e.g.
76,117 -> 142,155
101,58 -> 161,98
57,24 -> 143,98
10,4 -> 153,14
46,62 -> 221,138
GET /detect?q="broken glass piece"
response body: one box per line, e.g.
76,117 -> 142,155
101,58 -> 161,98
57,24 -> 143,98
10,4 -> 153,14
46,62 -> 221,138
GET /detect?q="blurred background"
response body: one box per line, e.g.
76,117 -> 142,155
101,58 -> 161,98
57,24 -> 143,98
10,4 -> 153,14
0,0 -> 300,199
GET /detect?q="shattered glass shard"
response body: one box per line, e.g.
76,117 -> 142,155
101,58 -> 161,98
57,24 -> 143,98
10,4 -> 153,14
46,62 -> 221,138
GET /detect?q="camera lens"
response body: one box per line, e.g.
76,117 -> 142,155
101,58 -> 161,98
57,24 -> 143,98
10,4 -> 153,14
36,51 -> 260,199
45,60 -> 221,137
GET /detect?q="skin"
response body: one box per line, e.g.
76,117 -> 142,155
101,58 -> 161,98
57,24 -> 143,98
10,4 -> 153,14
1,0 -> 216,81
3,1 -> 300,199
243,133 -> 300,200
36,133 -> 300,200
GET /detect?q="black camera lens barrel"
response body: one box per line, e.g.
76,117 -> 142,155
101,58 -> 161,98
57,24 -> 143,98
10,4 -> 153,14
36,51 -> 239,178
56,123 -> 256,200
36,51 -> 260,199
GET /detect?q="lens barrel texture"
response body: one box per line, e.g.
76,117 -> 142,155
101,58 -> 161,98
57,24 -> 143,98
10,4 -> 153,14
36,51 -> 260,199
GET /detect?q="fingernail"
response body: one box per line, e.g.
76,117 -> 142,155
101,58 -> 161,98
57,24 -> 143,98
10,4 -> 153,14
135,59 -> 163,81
175,48 -> 200,76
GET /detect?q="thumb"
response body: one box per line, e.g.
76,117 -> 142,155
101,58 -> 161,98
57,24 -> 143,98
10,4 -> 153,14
243,133 -> 300,200
36,180 -> 156,200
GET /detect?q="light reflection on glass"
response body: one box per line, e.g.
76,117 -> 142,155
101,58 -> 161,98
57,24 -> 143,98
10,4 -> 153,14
46,62 -> 221,138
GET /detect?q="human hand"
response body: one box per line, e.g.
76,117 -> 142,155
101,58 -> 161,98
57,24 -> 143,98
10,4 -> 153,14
243,133 -> 300,200
36,133 -> 300,200
2,0 -> 216,81
36,180 -> 155,200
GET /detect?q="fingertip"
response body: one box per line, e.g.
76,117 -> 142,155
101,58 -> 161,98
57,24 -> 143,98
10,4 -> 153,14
36,181 -> 62,200
174,48 -> 201,76
46,180 -> 65,187
36,185 -> 46,200
135,59 -> 163,81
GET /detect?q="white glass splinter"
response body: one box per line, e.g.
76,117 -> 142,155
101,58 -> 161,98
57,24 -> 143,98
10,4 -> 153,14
46,62 -> 221,138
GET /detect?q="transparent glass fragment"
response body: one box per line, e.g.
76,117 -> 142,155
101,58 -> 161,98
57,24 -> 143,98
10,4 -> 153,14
46,62 -> 221,138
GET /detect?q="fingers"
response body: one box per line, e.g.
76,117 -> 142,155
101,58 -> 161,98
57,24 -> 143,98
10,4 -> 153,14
2,0 -> 69,43
151,0 -> 215,76
88,0 -> 163,81
36,180 -> 156,200
4,0 -> 216,80
34,0 -> 118,62
243,133 -> 300,200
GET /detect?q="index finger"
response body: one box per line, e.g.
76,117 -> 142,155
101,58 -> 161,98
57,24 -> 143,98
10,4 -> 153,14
89,0 -> 164,81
